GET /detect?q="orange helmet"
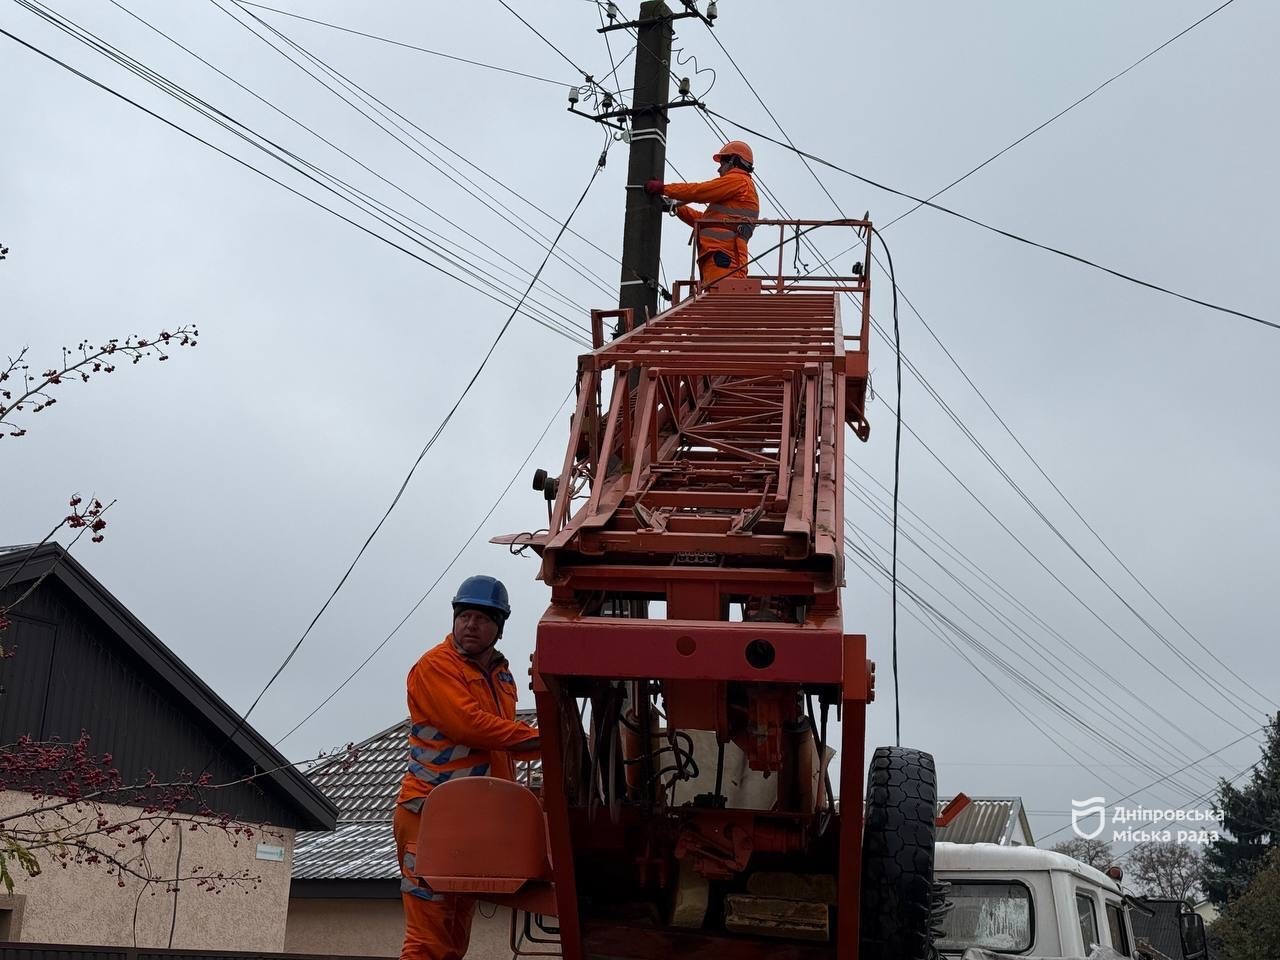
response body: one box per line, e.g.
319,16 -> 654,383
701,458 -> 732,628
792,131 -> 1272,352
713,140 -> 754,169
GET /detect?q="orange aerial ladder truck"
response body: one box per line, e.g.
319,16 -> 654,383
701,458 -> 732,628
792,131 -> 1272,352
411,230 -> 951,958
409,5 -> 953,956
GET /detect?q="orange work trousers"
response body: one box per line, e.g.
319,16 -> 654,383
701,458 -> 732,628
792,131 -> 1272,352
697,248 -> 747,287
394,802 -> 476,960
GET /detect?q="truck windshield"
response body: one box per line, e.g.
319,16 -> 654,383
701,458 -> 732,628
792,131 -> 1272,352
936,881 -> 1034,954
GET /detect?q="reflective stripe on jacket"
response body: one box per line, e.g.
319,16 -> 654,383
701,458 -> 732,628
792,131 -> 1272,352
396,636 -> 534,805
666,169 -> 759,257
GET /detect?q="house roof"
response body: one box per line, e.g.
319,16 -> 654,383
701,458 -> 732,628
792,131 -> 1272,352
0,542 -> 338,832
936,796 -> 1034,846
294,712 -> 539,881
1130,897 -> 1189,960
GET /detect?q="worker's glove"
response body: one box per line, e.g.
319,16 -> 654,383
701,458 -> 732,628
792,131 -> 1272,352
644,179 -> 665,195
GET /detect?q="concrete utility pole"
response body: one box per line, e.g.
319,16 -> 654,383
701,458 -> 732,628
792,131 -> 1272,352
617,1 -> 673,327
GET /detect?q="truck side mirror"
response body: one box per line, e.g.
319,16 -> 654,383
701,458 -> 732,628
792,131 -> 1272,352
1179,911 -> 1208,960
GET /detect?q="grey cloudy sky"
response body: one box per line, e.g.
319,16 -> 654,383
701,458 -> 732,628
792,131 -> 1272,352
3,0 -> 1277,850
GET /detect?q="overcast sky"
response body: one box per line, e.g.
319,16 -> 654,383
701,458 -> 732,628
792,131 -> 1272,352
3,0 -> 1277,850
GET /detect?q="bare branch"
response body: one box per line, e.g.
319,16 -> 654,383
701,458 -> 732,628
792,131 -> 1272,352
1,325 -> 198,437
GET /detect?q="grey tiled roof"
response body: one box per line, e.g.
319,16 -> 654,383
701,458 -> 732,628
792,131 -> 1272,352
293,820 -> 401,881
293,711 -> 538,881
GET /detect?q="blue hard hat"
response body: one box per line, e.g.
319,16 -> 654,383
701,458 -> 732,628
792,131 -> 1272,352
451,574 -> 511,620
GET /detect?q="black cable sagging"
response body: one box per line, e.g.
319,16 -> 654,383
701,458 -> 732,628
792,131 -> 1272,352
708,109 -> 1274,330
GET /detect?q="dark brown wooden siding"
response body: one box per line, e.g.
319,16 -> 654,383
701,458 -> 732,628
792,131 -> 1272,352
1,579 -> 303,829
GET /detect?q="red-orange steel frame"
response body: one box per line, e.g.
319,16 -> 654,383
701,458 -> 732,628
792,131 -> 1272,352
503,220 -> 876,959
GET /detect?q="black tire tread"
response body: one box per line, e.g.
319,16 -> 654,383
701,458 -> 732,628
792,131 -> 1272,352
859,745 -> 938,960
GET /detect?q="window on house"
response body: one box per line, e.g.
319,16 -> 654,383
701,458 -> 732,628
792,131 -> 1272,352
0,895 -> 26,940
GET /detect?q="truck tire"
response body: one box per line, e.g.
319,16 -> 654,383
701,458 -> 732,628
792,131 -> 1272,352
859,746 -> 937,960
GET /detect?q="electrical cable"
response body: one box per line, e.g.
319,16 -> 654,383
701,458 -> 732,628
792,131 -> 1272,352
106,0 -> 597,329
238,146 -> 609,725
237,1 -> 576,87
4,10 -> 594,350
848,531 -> 1219,799
847,522 -> 1203,795
879,392 -> 1250,740
848,534 -> 1171,806
237,2 -> 631,280
217,0 -> 620,302
846,480 -> 1229,787
881,277 -> 1275,713
273,386 -> 575,746
872,229 -> 904,748
706,108 -> 1273,330
594,0 -> 626,111
694,22 -> 1268,734
881,0 -> 1240,230
845,543 -> 1199,805
496,0 -> 595,82
1106,759 -> 1256,866
863,295 -> 1265,723
1035,725 -> 1265,846
842,260 -> 1267,724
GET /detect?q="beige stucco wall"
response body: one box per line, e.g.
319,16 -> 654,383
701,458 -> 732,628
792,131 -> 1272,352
284,898 -> 514,959
0,789 -> 296,951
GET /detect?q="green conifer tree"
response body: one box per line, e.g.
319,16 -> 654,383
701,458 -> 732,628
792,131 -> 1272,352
1203,713 -> 1280,906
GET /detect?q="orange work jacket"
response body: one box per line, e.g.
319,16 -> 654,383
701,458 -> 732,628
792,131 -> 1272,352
666,168 -> 760,271
396,636 -> 535,806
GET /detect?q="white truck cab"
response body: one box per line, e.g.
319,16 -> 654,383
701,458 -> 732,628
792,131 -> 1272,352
933,842 -> 1137,957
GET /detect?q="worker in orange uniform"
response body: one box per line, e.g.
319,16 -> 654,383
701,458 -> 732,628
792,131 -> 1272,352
645,140 -> 759,287
394,575 -> 540,960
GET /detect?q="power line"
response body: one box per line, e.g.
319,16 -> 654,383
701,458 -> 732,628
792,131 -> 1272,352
17,0 -> 593,346
495,0 -> 595,82
274,386 -> 575,747
846,532 -> 1214,802
238,1 -> 575,87
1107,760 -> 1255,866
0,18 -> 591,349
238,146 -> 609,722
105,0 -> 598,328
707,108 -> 1274,331
845,473 -> 1227,784
872,229 -> 904,748
847,522 -> 1209,795
882,0 -> 1240,229
13,0 -> 608,718
847,544 -> 1139,798
886,278 -> 1275,713
4,7 -> 614,770
234,2 -> 630,282
1036,725 -> 1264,846
886,394 -> 1250,740
217,0 -> 620,302
858,293 -> 1264,723
690,21 -> 1245,752
697,18 -> 1269,736
875,284 -> 1269,720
